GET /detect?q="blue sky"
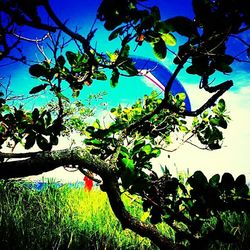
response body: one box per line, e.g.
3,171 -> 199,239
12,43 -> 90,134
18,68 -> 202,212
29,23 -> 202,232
1,0 -> 250,182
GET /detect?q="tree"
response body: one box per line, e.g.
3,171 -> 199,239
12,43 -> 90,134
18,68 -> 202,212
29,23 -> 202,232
0,0 -> 250,249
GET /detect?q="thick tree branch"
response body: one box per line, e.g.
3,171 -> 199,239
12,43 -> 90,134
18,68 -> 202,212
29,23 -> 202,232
103,176 -> 185,250
0,146 -> 184,249
164,54 -> 189,98
0,147 -> 111,179
168,80 -> 233,116
0,6 -> 56,32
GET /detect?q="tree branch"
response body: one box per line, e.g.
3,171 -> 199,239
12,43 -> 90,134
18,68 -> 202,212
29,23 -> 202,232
168,80 -> 233,116
103,176 -> 185,250
0,147 -> 111,179
0,146 -> 184,249
42,0 -> 93,59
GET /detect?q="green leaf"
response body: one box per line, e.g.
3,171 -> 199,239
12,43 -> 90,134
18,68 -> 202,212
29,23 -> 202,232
50,135 -> 58,145
218,99 -> 226,112
161,33 -> 176,46
235,174 -> 246,188
120,44 -> 130,59
220,173 -> 234,191
176,92 -> 186,101
121,157 -> 135,171
162,16 -> 198,38
93,119 -> 100,129
45,112 -> 52,127
94,71 -> 107,80
56,92 -> 70,103
32,108 -> 40,122
142,144 -> 152,155
29,84 -> 48,94
186,65 -> 198,75
25,133 -> 36,149
234,175 -> 249,196
155,21 -> 171,34
210,117 -> 220,126
179,125 -> 188,132
122,59 -> 138,76
151,6 -> 161,21
151,148 -> 161,157
85,126 -> 95,134
36,134 -> 51,151
215,63 -> 232,73
66,51 -> 77,65
72,89 -> 80,98
152,38 -> 166,59
188,171 -> 208,190
108,27 -> 123,41
110,68 -> 120,87
219,118 -> 227,129
209,174 -> 220,187
29,64 -> 48,77
84,138 -> 102,146
56,55 -> 66,67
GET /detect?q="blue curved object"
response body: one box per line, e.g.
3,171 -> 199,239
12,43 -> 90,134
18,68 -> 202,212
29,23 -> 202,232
131,57 -> 191,111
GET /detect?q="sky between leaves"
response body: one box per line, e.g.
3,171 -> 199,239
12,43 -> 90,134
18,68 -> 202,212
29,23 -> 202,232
1,0 -> 250,183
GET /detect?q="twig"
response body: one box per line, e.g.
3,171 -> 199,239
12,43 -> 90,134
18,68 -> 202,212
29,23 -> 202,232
12,32 -> 51,43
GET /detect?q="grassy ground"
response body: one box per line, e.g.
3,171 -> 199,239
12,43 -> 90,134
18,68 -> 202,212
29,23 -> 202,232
0,180 -> 249,249
0,180 -> 157,250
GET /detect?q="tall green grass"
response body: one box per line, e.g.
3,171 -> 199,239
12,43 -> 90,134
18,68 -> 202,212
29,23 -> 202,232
0,180 -> 156,250
0,180 -> 249,249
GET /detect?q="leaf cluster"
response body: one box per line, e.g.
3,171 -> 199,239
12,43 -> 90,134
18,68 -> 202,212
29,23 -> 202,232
29,51 -> 107,98
98,0 -> 178,59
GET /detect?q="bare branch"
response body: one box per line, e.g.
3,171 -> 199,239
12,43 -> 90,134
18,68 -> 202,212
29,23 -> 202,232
42,0 -> 93,59
12,32 -> 51,43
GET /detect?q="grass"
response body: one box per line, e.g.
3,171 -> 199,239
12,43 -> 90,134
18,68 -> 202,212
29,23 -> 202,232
0,180 -> 156,250
0,180 -> 249,249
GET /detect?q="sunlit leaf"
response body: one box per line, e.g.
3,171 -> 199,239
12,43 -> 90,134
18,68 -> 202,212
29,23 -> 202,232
121,157 -> 135,171
141,211 -> 150,222
161,33 -> 176,46
180,125 -> 188,132
84,138 -> 102,146
142,144 -> 152,155
151,148 -> 161,157
176,93 -> 186,101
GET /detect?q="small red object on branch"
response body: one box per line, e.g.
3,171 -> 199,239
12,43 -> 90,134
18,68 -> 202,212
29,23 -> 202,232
84,175 -> 93,191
